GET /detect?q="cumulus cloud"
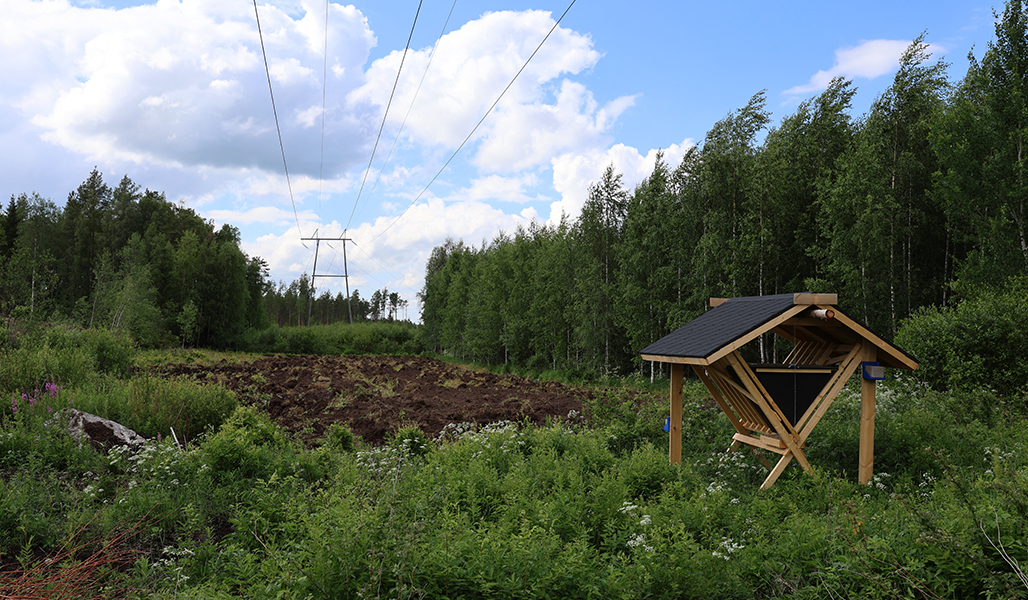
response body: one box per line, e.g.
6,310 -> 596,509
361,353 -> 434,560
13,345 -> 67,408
348,9 -> 623,162
784,39 -> 946,97
20,0 -> 375,177
547,138 -> 694,223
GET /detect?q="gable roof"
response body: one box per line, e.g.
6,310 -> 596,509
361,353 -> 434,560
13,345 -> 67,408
640,292 -> 918,370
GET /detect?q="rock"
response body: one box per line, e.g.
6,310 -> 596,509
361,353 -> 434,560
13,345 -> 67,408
57,408 -> 148,450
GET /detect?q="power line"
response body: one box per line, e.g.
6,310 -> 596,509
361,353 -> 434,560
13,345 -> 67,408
370,0 -> 578,243
346,0 -> 425,231
252,0 -> 305,240
317,0 -> 330,222
361,0 -> 459,207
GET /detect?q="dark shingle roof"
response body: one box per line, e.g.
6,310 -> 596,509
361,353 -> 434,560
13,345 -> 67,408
640,293 -> 798,359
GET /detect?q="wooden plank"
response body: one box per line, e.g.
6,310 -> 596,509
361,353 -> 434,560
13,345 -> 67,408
814,342 -> 838,365
822,306 -> 919,370
693,366 -> 749,436
859,345 -> 877,484
794,293 -> 838,305
639,354 -> 708,366
708,368 -> 773,434
710,297 -> 729,307
669,364 -> 683,464
733,432 -> 789,455
797,343 -> 864,442
706,303 -> 810,366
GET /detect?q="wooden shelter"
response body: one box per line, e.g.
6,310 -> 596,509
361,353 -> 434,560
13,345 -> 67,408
640,293 -> 918,489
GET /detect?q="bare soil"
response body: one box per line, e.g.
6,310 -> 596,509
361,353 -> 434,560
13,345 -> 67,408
151,355 -> 592,445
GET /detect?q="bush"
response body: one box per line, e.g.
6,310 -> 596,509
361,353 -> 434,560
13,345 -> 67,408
895,278 -> 1028,397
323,422 -> 356,453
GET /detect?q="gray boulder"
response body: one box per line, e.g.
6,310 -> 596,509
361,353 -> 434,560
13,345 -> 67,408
58,408 -> 148,450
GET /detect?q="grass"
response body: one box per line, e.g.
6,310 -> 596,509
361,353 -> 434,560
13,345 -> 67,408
3,328 -> 1028,598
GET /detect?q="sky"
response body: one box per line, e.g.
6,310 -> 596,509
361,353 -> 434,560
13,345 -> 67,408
1,0 -> 1000,318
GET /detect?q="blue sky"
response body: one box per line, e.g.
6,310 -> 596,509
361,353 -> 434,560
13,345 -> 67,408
1,0 -> 998,314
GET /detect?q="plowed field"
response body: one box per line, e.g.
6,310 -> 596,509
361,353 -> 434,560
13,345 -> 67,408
152,355 -> 592,445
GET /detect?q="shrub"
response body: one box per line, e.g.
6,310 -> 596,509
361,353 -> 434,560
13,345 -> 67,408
895,278 -> 1028,397
389,424 -> 430,457
322,422 -> 356,453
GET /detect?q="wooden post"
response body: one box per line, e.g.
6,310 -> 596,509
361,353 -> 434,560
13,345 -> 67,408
669,363 -> 683,464
858,344 -> 876,485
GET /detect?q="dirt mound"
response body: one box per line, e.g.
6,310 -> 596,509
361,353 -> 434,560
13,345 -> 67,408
151,355 -> 590,445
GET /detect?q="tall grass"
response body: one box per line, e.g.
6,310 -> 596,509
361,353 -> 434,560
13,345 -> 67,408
3,327 -> 1028,598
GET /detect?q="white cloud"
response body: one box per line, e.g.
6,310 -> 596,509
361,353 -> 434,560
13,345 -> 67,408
784,39 -> 946,96
474,80 -> 636,172
206,205 -> 319,226
349,10 -> 603,151
19,0 -> 376,177
547,139 -> 694,223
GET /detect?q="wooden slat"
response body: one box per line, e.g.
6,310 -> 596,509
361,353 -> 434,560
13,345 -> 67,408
708,368 -> 773,434
797,343 -> 864,442
693,365 -> 749,436
733,432 -> 788,455
814,342 -> 838,365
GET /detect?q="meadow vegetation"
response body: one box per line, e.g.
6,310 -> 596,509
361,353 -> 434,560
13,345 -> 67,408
2,319 -> 1028,599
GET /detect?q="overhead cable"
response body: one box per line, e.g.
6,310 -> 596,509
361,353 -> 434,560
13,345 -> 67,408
252,0 -> 306,241
346,0 -> 425,230
369,0 -> 578,243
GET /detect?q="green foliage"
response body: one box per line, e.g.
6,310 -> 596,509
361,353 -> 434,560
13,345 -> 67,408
3,356 -> 1028,599
240,320 -> 423,356
389,424 -> 430,457
199,406 -> 295,483
69,376 -> 237,441
895,278 -> 1028,396
322,422 -> 356,453
0,326 -> 134,394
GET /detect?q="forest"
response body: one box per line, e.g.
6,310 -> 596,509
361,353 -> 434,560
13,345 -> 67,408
420,24 -> 1028,378
0,172 -> 407,350
0,171 -> 270,349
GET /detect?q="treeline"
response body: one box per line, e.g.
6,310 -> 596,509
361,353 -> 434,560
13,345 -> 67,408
263,273 -> 411,326
421,6 -> 1028,377
0,169 -> 270,348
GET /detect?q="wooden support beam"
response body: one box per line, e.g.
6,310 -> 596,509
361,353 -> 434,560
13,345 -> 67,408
761,454 -> 795,489
797,343 -> 864,443
669,363 -> 683,464
859,345 -> 877,484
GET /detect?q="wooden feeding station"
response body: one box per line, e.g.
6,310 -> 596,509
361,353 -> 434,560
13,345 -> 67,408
640,293 -> 918,489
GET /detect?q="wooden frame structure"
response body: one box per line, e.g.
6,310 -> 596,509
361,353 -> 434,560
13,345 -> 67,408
640,293 -> 918,489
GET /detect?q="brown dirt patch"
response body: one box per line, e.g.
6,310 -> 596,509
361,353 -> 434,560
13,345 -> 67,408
150,355 -> 591,445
